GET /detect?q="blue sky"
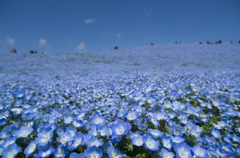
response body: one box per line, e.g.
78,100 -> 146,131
0,0 -> 240,53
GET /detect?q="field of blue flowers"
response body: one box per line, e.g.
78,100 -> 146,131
0,44 -> 240,158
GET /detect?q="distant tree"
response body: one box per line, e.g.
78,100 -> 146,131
175,41 -> 177,44
114,46 -> 118,50
230,41 -> 232,44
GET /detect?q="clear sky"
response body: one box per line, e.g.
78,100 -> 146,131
0,0 -> 240,53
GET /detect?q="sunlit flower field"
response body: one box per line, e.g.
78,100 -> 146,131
0,44 -> 240,158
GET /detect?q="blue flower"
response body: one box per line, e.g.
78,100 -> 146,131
149,117 -> 159,127
0,118 -> 7,126
154,112 -> 168,120
203,135 -> 215,145
143,134 -> 159,151
0,136 -> 17,149
107,146 -> 124,158
192,145 -> 210,158
35,130 -> 53,146
53,145 -> 66,158
136,123 -> 148,130
231,133 -> 240,143
111,135 -> 122,143
70,152 -> 85,158
172,135 -> 185,144
64,116 -> 74,124
72,119 -> 83,128
84,146 -> 103,158
173,142 -> 192,158
35,146 -> 55,158
161,136 -> 173,150
132,135 -> 143,147
147,128 -> 163,138
24,140 -> 37,157
57,131 -> 74,145
97,125 -> 110,137
70,133 -> 83,149
219,142 -> 234,156
86,137 -> 104,148
92,116 -> 106,125
2,143 -> 21,158
159,148 -> 175,158
211,128 -> 222,139
14,126 -> 33,138
190,126 -> 203,137
111,121 -> 130,136
126,111 -> 139,121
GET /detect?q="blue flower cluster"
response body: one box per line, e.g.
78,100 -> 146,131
0,72 -> 240,157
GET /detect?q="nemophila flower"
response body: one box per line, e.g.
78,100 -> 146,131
35,130 -> 53,146
161,136 -> 173,150
231,133 -> 240,143
203,135 -> 215,145
215,147 -> 228,158
70,133 -> 83,149
24,140 -> 37,157
136,123 -> 148,130
97,125 -> 110,137
57,131 -> 74,145
132,135 -> 143,147
211,128 -> 222,139
149,117 -> 159,127
66,127 -> 76,137
70,152 -> 85,158
35,146 -> 55,158
111,121 -> 130,136
87,137 -> 104,148
173,142 -> 192,158
84,146 -> 103,158
2,143 -> 21,158
223,135 -> 232,144
235,148 -> 240,157
92,116 -> 106,125
72,119 -> 83,128
14,126 -> 33,138
154,112 -> 168,120
101,141 -> 112,153
107,146 -> 124,158
126,111 -> 139,121
10,108 -> 23,115
129,131 -> 141,139
111,135 -> 122,143
143,134 -> 159,151
190,126 -> 203,137
88,125 -> 99,137
179,117 -> 188,124
56,126 -> 65,135
64,116 -> 74,124
219,142 -> 234,156
159,148 -> 175,158
0,118 -> 7,126
0,136 -> 17,149
192,145 -> 210,158
54,145 -> 67,158
83,133 -> 93,145
172,135 -> 185,144
148,128 -> 163,138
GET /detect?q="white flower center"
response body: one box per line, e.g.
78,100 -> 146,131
146,139 -> 154,148
136,139 -> 143,146
179,148 -> 187,157
8,149 -> 18,157
128,113 -> 136,120
42,134 -> 49,142
95,118 -> 103,124
19,131 -> 28,137
60,136 -> 68,144
28,144 -> 36,154
90,151 -> 99,158
91,140 -> 99,147
112,150 -> 120,157
117,126 -> 124,134
164,153 -> 172,158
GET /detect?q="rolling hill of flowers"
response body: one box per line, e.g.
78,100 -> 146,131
0,44 -> 240,157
